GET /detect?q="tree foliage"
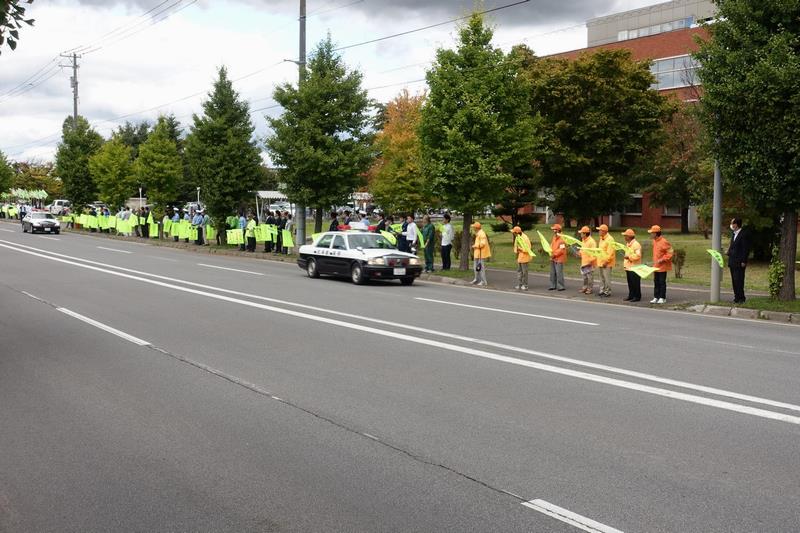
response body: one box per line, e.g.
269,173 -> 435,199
113,120 -> 151,160
55,116 -> 104,209
135,116 -> 183,213
368,89 -> 431,215
419,14 -> 540,269
526,49 -> 668,225
0,150 -> 13,193
695,0 -> 800,300
266,36 -> 374,232
89,138 -> 135,210
1,0 -> 34,54
11,159 -> 61,198
185,66 -> 262,240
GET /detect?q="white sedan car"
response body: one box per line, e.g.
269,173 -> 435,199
297,231 -> 423,285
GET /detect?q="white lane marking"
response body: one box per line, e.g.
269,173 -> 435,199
56,307 -> 150,346
522,499 -> 623,533
20,290 -> 43,301
39,236 -> 60,241
151,256 -> 178,262
415,297 -> 598,326
198,263 -> 264,276
97,246 -> 132,254
2,241 -> 800,426
4,239 -> 800,415
0,228 -> 14,232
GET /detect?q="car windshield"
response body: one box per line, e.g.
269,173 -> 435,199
347,233 -> 396,250
31,213 -> 55,220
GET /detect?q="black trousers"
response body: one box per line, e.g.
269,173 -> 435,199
247,236 -> 256,252
441,244 -> 452,270
625,270 -> 641,300
653,271 -> 667,299
730,265 -> 746,302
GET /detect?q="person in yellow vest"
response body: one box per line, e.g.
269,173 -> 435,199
245,212 -> 257,252
596,224 -> 616,297
511,226 -> 533,291
578,225 -> 597,295
621,228 -> 642,302
470,221 -> 491,287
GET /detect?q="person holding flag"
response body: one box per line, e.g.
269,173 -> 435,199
471,221 -> 491,287
549,223 -> 567,291
512,226 -> 533,291
622,229 -> 642,302
596,224 -> 616,297
578,226 -> 597,295
648,225 -> 673,304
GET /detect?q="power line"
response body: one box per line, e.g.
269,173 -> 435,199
307,0 -> 365,18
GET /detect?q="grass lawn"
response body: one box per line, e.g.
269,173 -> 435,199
438,220 -> 800,295
722,297 -> 800,313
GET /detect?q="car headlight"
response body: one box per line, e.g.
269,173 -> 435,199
32,222 -> 41,226
409,257 -> 420,265
368,257 -> 386,265
54,221 -> 60,227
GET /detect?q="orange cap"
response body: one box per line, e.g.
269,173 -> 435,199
596,224 -> 609,232
550,223 -> 562,232
471,222 -> 481,230
511,226 -> 522,234
647,225 -> 662,234
579,226 -> 591,234
622,228 -> 636,237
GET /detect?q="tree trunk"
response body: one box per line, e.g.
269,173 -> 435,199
778,210 -> 797,301
217,222 -> 227,245
460,212 -> 472,271
563,216 -> 571,229
681,206 -> 690,234
314,207 -> 323,233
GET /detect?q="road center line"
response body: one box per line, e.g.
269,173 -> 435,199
39,236 -> 60,241
2,240 -> 799,426
522,499 -> 623,533
415,297 -> 598,326
3,239 -> 799,416
57,307 -> 150,346
198,263 -> 264,275
97,246 -> 132,254
0,228 -> 14,232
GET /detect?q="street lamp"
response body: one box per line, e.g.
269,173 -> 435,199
138,187 -> 142,209
196,187 -> 201,206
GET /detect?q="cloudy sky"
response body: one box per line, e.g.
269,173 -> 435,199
0,0 -> 665,162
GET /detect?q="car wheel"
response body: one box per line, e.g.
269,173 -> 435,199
351,263 -> 366,285
400,276 -> 414,286
306,258 -> 320,278
54,230 -> 60,235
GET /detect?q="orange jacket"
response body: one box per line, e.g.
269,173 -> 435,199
551,234 -> 567,264
580,236 -> 597,268
597,234 -> 617,268
513,233 -> 533,264
623,239 -> 642,270
472,229 -> 491,259
652,236 -> 673,272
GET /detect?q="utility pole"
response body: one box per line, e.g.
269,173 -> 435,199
59,53 -> 81,129
295,0 -> 308,247
710,158 -> 723,302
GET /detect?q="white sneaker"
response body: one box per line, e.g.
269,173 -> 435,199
521,285 -> 528,291
650,298 -> 659,304
657,298 -> 666,304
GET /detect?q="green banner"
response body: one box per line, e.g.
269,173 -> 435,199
206,225 -> 216,241
150,223 -> 159,238
282,229 -> 294,248
226,229 -> 244,245
189,226 -> 198,241
536,230 -> 552,256
390,223 -> 403,233
162,218 -> 172,234
707,249 -> 724,268
580,247 -> 605,257
380,230 -> 397,245
311,232 -> 324,243
631,264 -> 659,279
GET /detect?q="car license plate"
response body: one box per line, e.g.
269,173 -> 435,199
393,267 -> 406,275
44,228 -> 51,232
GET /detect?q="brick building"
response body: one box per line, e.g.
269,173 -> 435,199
533,0 -> 715,231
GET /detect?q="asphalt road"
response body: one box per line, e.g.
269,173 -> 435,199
1,222 -> 798,532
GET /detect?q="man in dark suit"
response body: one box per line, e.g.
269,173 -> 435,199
726,217 -> 751,304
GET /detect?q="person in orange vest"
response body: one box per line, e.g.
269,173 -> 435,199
596,224 -> 616,297
648,225 -> 673,304
621,228 -> 642,302
548,223 -> 567,291
511,226 -> 533,291
578,225 -> 597,294
470,221 -> 491,287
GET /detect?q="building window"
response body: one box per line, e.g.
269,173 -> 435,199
663,206 -> 682,217
617,30 -> 629,40
650,55 -> 701,90
623,196 -> 643,215
616,17 -> 694,42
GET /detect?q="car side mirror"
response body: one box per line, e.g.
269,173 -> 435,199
356,246 -> 363,252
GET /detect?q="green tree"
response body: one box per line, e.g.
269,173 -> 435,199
420,14 -> 540,269
185,66 -> 261,242
11,159 -> 62,198
135,116 -> 183,213
114,120 -> 151,160
1,0 -> 34,54
368,89 -> 432,215
695,0 -> 800,301
266,36 -> 374,233
526,49 -> 668,226
55,116 -> 104,209
89,138 -> 135,210
0,150 -> 13,193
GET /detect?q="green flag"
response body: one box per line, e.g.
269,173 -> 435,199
380,231 -> 397,245
631,264 -> 659,279
390,223 -> 403,232
206,225 -> 216,241
707,249 -> 724,268
515,236 -> 535,257
282,229 -> 294,248
108,215 -> 117,229
536,230 -> 552,256
163,218 -> 172,234
416,227 -> 425,249
562,234 -> 582,247
612,241 -> 630,253
580,247 -> 605,258
150,223 -> 160,238
311,232 -> 324,243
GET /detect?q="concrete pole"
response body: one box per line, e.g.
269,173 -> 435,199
295,0 -> 308,246
710,158 -> 722,302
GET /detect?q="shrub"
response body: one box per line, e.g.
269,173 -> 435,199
491,222 -> 510,233
768,245 -> 786,298
673,248 -> 686,279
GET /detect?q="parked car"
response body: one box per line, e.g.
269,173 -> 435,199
47,199 -> 71,215
22,211 -> 61,234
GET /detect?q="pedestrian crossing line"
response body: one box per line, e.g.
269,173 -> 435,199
522,499 -> 624,533
2,239 -> 800,427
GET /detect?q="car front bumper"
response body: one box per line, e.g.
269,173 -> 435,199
364,265 -> 422,279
